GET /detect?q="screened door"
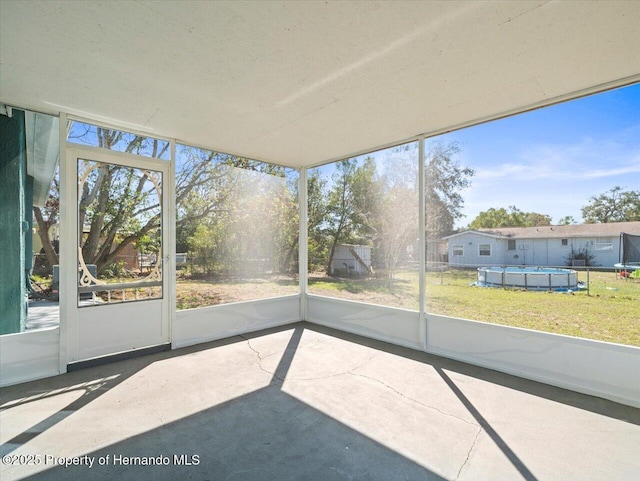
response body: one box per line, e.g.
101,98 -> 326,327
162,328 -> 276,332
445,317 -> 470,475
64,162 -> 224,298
68,147 -> 170,362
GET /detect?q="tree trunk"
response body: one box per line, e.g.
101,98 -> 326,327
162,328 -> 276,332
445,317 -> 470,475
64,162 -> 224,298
33,206 -> 59,267
326,229 -> 343,276
282,235 -> 299,274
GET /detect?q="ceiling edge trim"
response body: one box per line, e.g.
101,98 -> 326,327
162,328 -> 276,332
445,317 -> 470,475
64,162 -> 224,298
4,74 -> 639,171
173,138 -> 299,171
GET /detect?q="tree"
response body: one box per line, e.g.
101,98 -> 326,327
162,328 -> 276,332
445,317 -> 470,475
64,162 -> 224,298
186,224 -> 217,276
374,182 -> 418,279
522,211 -> 553,227
424,141 -> 474,238
323,158 -> 379,275
468,207 -> 511,229
308,141 -> 471,274
581,186 -> 640,223
78,161 -> 163,274
34,125 -> 183,275
468,206 -> 552,229
307,170 -> 329,269
176,149 -> 298,279
36,124 -> 297,278
558,215 -> 576,225
33,169 -> 60,269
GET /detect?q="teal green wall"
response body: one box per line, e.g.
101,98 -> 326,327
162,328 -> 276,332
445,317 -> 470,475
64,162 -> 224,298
0,110 -> 27,334
25,175 -> 34,273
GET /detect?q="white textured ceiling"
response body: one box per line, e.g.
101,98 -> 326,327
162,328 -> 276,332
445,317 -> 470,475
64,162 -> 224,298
1,1 -> 639,168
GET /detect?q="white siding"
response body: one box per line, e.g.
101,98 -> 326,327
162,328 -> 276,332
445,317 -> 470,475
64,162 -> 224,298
447,233 -> 500,266
548,237 -> 572,266
565,238 -> 620,268
448,233 -> 623,268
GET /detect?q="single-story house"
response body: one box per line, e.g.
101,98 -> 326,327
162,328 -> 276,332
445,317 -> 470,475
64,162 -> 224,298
443,221 -> 640,268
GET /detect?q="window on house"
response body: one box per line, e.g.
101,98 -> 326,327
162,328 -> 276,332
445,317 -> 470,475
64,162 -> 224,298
453,245 -> 463,256
479,244 -> 491,256
561,239 -> 568,246
507,240 -> 516,250
595,240 -> 613,251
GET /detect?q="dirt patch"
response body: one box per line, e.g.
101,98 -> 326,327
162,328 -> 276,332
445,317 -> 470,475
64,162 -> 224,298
177,277 -> 298,309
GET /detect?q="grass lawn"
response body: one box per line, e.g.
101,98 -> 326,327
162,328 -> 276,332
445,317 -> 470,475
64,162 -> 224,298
308,271 -> 420,311
309,269 -> 640,347
426,270 -> 640,346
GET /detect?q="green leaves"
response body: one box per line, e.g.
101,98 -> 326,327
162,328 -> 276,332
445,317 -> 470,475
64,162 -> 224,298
581,186 -> 640,223
469,206 -> 552,229
424,140 -> 474,238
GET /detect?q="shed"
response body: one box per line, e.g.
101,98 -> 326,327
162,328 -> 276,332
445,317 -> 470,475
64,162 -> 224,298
330,244 -> 372,276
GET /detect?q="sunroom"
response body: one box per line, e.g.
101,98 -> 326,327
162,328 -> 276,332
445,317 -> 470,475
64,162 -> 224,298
1,2 -> 639,480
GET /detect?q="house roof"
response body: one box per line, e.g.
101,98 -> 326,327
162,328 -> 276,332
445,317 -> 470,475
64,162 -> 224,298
444,222 -> 640,240
25,112 -> 59,207
1,1 -> 639,168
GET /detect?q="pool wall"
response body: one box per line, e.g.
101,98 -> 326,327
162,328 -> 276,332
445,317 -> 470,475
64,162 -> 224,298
478,266 -> 578,290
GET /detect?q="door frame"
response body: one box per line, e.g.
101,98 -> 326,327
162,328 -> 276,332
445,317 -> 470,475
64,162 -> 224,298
61,141 -> 173,364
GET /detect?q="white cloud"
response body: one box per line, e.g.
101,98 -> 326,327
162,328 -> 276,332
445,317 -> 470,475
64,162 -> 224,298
460,136 -> 640,227
582,161 -> 640,179
472,138 -> 640,183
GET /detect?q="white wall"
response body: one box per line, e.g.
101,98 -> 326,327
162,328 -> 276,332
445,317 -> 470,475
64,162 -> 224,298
2,295 -> 638,409
426,314 -> 640,408
173,295 -> 300,349
0,328 -> 60,387
448,232 -> 500,266
449,234 -> 624,268
307,295 -> 422,350
547,238 -> 570,266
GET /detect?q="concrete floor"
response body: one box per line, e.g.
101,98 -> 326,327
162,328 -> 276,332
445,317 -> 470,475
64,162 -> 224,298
26,300 -> 60,330
1,322 -> 639,481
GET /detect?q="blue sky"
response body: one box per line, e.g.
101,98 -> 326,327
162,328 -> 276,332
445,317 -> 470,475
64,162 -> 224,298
436,82 -> 640,228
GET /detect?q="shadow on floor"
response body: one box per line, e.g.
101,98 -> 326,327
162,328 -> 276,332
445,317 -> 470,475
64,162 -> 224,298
4,325 -> 448,481
2,321 -> 638,481
17,386 -> 449,481
0,335 -> 247,455
301,323 -> 640,427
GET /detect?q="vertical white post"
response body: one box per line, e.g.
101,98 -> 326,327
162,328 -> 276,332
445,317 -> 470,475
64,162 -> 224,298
298,167 -> 308,321
58,112 -> 71,371
168,139 -> 177,347
418,136 -> 427,351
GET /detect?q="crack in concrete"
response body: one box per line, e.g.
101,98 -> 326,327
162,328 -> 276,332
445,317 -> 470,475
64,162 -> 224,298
239,335 -> 283,383
153,408 -> 165,426
455,427 -> 482,480
239,336 -> 380,383
283,351 -> 378,381
352,352 -> 377,371
346,371 -> 479,427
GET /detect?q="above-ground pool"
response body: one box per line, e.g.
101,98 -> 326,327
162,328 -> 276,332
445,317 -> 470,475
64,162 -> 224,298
614,262 -> 640,271
476,266 -> 579,290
